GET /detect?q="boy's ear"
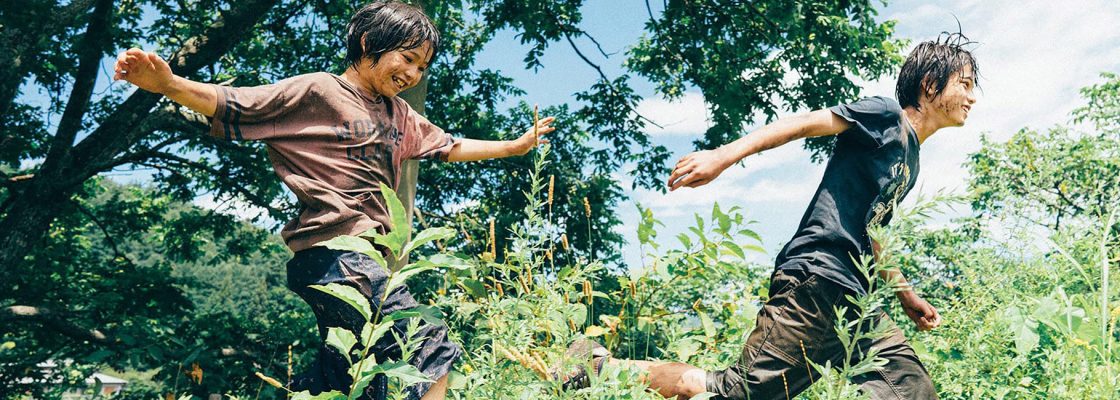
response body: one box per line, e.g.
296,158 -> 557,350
920,75 -> 938,100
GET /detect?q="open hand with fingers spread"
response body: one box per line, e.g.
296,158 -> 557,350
511,116 -> 556,156
667,148 -> 735,191
112,48 -> 175,94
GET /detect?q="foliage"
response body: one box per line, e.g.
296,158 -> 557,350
0,180 -> 316,398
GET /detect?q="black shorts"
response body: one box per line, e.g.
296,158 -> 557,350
286,247 -> 461,400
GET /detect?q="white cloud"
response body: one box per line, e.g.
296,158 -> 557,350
636,92 -> 712,136
634,144 -> 825,218
622,2 -> 1120,266
862,0 -> 1120,202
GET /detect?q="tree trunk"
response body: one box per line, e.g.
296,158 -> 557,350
396,74 -> 429,268
0,0 -> 280,270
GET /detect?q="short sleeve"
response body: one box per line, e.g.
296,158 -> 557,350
209,75 -> 314,141
399,100 -> 459,161
828,96 -> 902,148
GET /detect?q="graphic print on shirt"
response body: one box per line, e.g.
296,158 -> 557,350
331,118 -> 404,164
867,162 -> 911,228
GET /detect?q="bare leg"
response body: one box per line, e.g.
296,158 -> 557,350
420,373 -> 450,400
609,359 -> 707,399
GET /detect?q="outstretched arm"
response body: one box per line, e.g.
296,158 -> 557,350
667,109 -> 850,190
113,48 -> 217,116
446,117 -> 556,162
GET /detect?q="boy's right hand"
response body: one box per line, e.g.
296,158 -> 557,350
113,48 -> 175,94
667,148 -> 734,191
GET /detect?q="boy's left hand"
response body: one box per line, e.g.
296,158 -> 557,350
898,291 -> 942,331
512,116 -> 556,155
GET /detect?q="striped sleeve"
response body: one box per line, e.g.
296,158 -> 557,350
208,75 -> 312,141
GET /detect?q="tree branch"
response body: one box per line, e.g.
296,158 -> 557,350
0,0 -> 98,119
41,0 -> 114,174
60,0 -> 281,188
72,200 -> 134,265
124,153 -> 289,219
1,305 -> 113,345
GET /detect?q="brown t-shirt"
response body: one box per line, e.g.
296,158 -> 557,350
208,72 -> 458,252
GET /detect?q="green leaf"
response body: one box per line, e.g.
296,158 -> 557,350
311,284 -> 372,322
375,183 -> 410,258
382,361 -> 435,387
386,260 -> 438,294
720,240 -> 745,259
360,320 -> 393,348
698,310 -> 717,339
385,304 -> 445,326
402,227 -> 456,257
738,228 -> 763,244
459,279 -> 487,299
677,233 -> 693,248
1002,306 -> 1040,355
291,391 -> 346,400
317,235 -> 388,268
427,253 -> 472,270
326,327 -> 358,364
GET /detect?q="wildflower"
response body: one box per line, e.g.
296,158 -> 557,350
188,363 -> 203,385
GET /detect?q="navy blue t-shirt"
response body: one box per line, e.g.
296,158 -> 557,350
774,96 -> 920,295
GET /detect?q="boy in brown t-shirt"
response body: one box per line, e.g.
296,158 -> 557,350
112,2 -> 554,399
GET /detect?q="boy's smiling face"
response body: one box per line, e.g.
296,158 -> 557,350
353,40 -> 433,98
928,65 -> 978,127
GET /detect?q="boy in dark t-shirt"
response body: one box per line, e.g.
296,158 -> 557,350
559,35 -> 979,400
112,2 -> 554,399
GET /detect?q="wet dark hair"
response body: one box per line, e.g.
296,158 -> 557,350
344,1 -> 440,69
895,30 -> 979,110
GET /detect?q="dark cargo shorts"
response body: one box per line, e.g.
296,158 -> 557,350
705,268 -> 937,400
286,247 -> 462,400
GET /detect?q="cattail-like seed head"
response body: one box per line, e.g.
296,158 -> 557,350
629,281 -> 637,299
489,219 -> 497,257
496,282 -> 505,297
583,280 -> 592,301
547,175 -> 555,207
564,291 -> 570,303
255,372 -> 285,389
801,340 -> 814,385
583,197 -> 592,218
782,371 -> 790,400
561,234 -> 570,251
518,275 -> 530,294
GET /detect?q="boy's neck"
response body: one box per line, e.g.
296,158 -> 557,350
902,107 -> 939,144
341,68 -> 381,99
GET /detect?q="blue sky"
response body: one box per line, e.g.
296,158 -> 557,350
465,0 -> 1120,268
26,1 -> 1117,267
